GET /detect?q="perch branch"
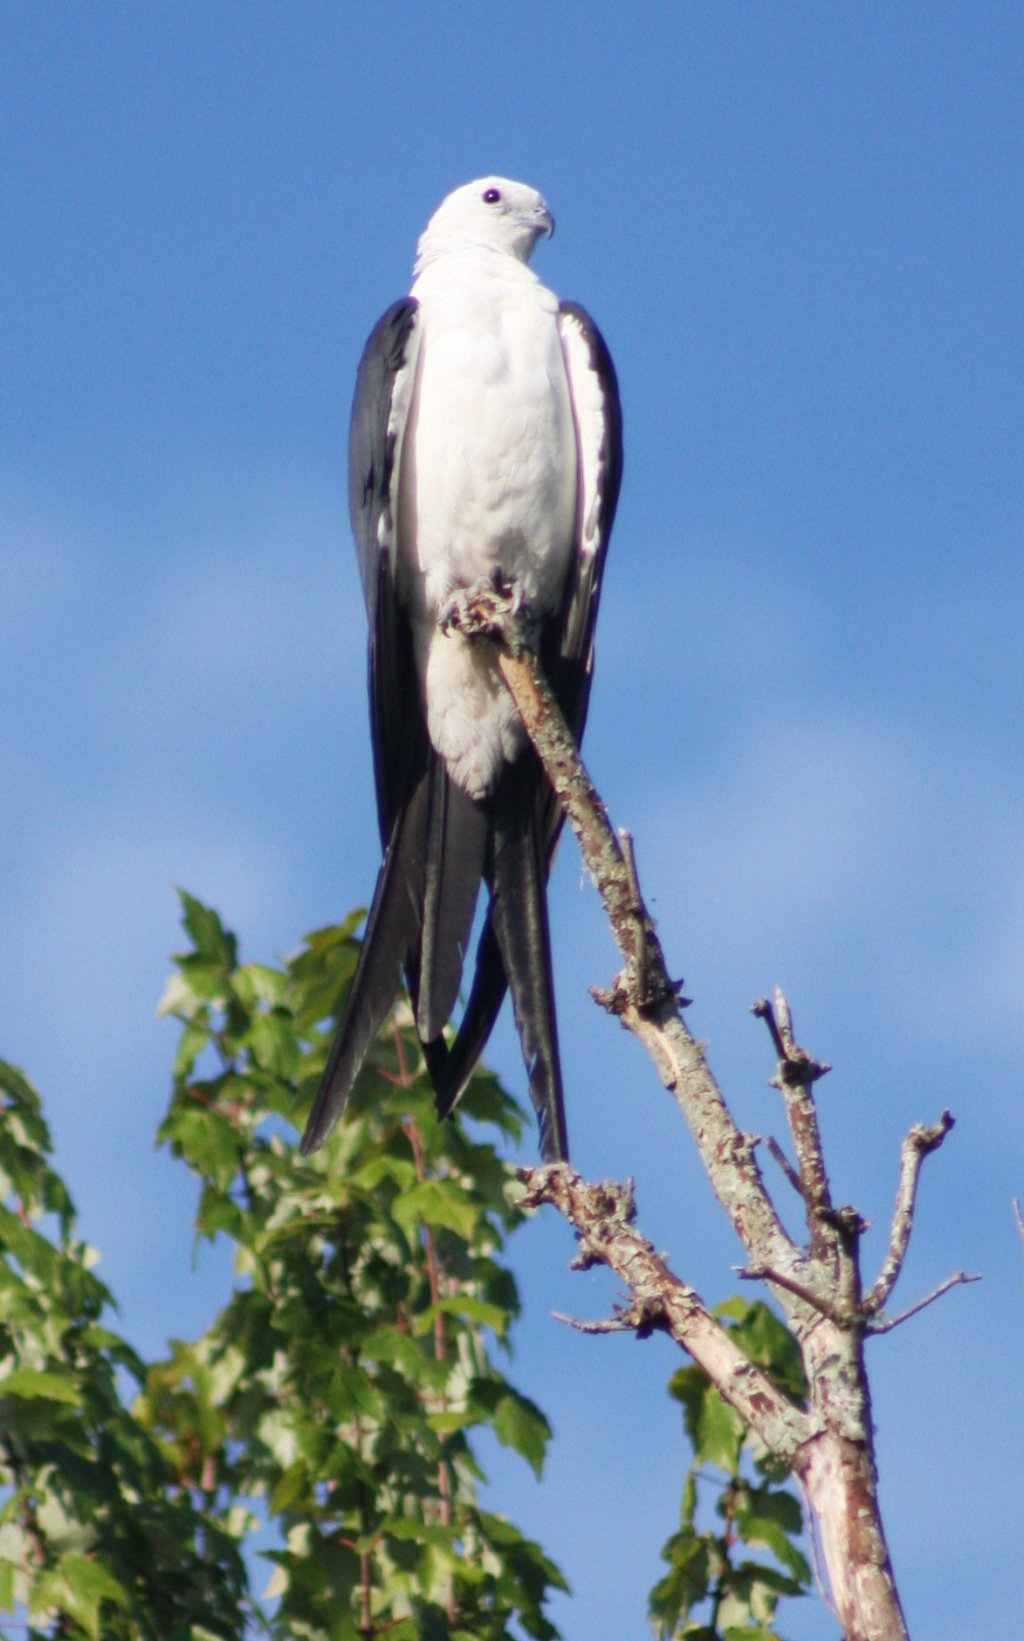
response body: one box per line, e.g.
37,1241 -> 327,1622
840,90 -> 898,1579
444,586 -> 967,1641
448,584 -> 817,1305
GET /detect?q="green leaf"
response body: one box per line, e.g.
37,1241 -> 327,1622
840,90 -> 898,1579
158,1092 -> 242,1188
233,962 -> 287,1008
648,1531 -> 712,1632
269,1459 -> 312,1516
391,1178 -> 481,1241
669,1366 -> 744,1472
176,889 -> 238,967
734,1488 -> 810,1584
248,1008 -> 302,1078
0,1203 -> 60,1283
416,1295 -> 509,1336
379,1515 -> 455,1550
172,1014 -> 211,1078
0,1367 -> 82,1405
361,1325 -> 446,1389
491,1388 -> 552,1478
681,1469 -> 697,1528
31,1552 -> 129,1639
714,1299 -> 807,1404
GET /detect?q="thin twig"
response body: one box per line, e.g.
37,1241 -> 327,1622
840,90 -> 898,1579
551,1309 -> 647,1335
751,995 -> 787,1061
736,1263 -> 847,1325
764,1134 -> 804,1199
619,827 -> 654,1001
867,1270 -> 980,1333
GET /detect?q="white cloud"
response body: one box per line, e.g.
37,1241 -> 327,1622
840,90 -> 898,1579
644,710 -> 911,950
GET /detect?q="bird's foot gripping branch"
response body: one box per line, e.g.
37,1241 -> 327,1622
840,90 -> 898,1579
481,603 -> 973,1641
441,570 -> 538,649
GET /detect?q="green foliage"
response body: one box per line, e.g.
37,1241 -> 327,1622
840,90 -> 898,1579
0,1058 -> 249,1638
0,893 -> 565,1638
145,891 -> 566,1639
649,1300 -> 811,1641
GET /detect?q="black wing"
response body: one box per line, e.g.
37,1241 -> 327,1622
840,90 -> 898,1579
349,298 -> 422,840
302,301 -> 426,1154
302,298 -> 487,1154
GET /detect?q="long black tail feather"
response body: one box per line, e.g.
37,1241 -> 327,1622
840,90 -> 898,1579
430,918 -> 507,1122
307,747 -> 569,1163
300,774 -> 430,1155
485,765 -> 568,1164
417,763 -> 486,1042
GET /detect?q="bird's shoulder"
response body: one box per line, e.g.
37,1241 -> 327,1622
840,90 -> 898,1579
354,296 -> 421,385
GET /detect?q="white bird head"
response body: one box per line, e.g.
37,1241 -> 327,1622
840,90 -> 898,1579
414,177 -> 555,271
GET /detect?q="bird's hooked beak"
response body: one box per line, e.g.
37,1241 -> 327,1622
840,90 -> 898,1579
535,204 -> 555,240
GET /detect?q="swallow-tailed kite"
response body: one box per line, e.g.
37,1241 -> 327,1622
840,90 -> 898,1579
301,177 -> 622,1163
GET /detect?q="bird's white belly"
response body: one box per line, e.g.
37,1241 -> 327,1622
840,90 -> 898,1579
399,274 -> 577,798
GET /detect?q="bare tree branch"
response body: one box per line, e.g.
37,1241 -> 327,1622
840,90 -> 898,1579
550,1310 -> 645,1335
864,1111 -> 956,1316
447,587 -> 970,1641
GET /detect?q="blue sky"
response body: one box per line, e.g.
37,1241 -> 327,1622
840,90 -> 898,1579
3,4 -> 1022,1636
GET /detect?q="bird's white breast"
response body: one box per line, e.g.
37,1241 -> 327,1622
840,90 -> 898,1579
398,252 -> 578,798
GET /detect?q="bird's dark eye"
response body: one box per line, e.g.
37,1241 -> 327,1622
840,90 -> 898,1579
482,188 -> 502,204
